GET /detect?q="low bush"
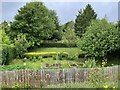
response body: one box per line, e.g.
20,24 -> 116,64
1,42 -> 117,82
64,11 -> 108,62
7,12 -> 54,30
58,52 -> 69,60
0,64 -> 29,71
82,58 -> 98,68
24,52 -> 58,57
24,52 -> 69,60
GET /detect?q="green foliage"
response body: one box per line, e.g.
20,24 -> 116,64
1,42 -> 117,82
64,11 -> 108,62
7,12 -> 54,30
0,64 -> 29,71
1,29 -> 11,45
67,54 -> 78,60
10,2 -> 56,45
48,10 -> 62,41
75,4 -> 97,37
12,83 -> 20,89
82,58 -> 97,68
0,21 -> 10,36
51,30 -> 62,41
87,60 -> 116,88
24,52 -> 68,60
58,52 -> 69,60
24,52 -> 58,57
1,44 -> 15,65
77,19 -> 120,58
14,33 -> 31,58
62,21 -> 78,47
0,30 -> 15,65
40,41 -> 76,47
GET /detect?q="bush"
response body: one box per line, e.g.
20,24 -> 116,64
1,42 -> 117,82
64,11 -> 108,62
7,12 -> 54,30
77,19 -> 120,58
24,52 -> 69,60
58,52 -> 69,60
0,29 -> 16,65
82,58 -> 98,68
24,52 -> 58,57
14,33 -> 31,58
1,44 -> 16,65
0,64 -> 29,71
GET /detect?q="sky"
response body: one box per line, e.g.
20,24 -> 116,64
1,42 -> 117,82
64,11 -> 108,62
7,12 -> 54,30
1,1 -> 119,24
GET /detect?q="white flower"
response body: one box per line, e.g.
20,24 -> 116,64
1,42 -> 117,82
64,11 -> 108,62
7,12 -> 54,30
23,63 -> 26,66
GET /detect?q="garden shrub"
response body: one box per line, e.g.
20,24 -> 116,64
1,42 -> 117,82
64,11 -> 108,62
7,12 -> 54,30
58,52 -> 69,60
82,58 -> 97,68
77,19 -> 120,59
14,33 -> 31,58
24,52 -> 69,60
0,29 -> 16,65
1,44 -> 16,65
24,52 -> 58,57
0,64 -> 29,71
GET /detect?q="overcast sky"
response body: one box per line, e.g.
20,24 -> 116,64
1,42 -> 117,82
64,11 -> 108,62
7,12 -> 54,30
1,1 -> 119,24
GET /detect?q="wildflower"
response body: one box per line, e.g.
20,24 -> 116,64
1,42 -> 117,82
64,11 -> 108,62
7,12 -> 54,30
23,63 -> 26,66
113,86 -> 115,88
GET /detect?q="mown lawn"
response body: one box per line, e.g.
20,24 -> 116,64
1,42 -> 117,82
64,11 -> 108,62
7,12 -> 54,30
29,47 -> 81,55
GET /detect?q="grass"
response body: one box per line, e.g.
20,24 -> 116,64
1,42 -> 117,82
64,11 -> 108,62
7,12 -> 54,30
1,47 -> 119,70
46,81 -> 119,88
29,47 -> 81,55
6,58 -> 81,70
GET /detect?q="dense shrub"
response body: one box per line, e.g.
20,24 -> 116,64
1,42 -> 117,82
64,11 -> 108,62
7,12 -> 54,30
61,21 -> 78,47
14,33 -> 31,58
1,44 -> 16,65
0,29 -> 16,65
77,19 -> 120,58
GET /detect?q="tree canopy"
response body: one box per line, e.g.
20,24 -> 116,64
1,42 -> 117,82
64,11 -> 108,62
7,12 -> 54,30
77,19 -> 120,58
75,4 -> 97,38
10,2 -> 57,45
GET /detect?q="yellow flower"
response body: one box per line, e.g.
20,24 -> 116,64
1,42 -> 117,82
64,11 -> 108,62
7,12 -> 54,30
103,85 -> 108,88
113,86 -> 115,88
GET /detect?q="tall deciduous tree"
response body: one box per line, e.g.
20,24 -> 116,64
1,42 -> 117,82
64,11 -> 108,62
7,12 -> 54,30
46,10 -> 62,40
10,2 -> 56,45
75,4 -> 97,37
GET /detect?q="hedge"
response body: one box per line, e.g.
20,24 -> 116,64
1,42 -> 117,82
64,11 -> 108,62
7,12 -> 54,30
24,52 -> 69,59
